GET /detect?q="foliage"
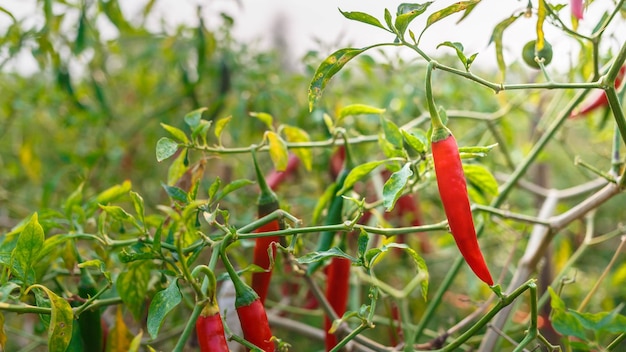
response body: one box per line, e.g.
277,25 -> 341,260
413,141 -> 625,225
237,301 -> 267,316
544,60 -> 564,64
1,1 -> 626,351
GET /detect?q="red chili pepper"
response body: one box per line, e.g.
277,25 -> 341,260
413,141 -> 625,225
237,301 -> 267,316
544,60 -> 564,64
324,253 -> 351,351
427,64 -> 494,286
250,151 -> 283,305
266,153 -> 300,190
195,267 -> 228,352
221,242 -> 275,351
570,0 -> 584,19
570,66 -> 626,119
196,305 -> 229,352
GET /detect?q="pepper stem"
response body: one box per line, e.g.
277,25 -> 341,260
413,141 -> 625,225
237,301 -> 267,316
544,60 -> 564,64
339,131 -> 354,170
219,235 -> 259,307
426,62 -> 452,143
251,148 -> 279,208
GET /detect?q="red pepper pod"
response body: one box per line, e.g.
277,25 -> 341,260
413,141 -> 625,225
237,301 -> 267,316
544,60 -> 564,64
222,245 -> 275,352
196,306 -> 229,352
431,131 -> 494,286
324,255 -> 351,351
251,150 -> 283,305
236,299 -> 276,352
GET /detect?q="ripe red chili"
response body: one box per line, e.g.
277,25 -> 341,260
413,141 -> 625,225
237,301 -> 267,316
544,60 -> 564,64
570,66 -> 626,119
222,242 -> 275,351
324,253 -> 351,351
431,132 -> 494,286
427,63 -> 494,286
194,268 -> 228,352
266,153 -> 300,189
250,151 -> 284,305
196,306 -> 229,352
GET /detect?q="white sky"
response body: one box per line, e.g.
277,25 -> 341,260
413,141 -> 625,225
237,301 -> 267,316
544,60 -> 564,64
1,0 -> 625,74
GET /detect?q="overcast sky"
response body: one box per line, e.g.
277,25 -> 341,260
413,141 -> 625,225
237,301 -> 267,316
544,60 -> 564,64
2,0 -> 625,74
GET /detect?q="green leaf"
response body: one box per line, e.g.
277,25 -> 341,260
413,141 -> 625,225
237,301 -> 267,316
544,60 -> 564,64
162,184 -> 189,204
63,183 -> 84,219
338,104 -> 385,121
130,191 -> 145,226
357,229 -> 369,259
250,112 -> 274,130
208,177 -> 221,203
462,164 -> 499,203
214,115 -> 232,145
383,8 -> 393,31
296,247 -> 356,265
117,261 -> 153,321
419,0 -> 480,43
214,179 -> 255,203
266,131 -> 289,171
95,180 -> 131,205
401,129 -> 427,153
383,163 -> 413,211
37,234 -> 73,263
0,282 -> 19,303
338,8 -> 387,30
336,160 -> 386,196
282,125 -> 312,171
381,117 -> 404,148
167,149 -> 188,186
548,287 -> 587,340
191,120 -> 212,145
156,137 -> 179,162
184,107 -> 208,129
489,14 -> 521,80
160,123 -> 189,144
98,205 -> 134,223
308,47 -> 367,111
569,307 -> 626,334
147,279 -> 182,339
312,181 -> 337,225
437,41 -> 477,70
395,2 -> 433,38
11,214 -> 44,283
378,136 -> 405,159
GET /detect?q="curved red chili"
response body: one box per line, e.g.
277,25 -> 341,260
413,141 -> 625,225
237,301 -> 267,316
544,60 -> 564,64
427,63 -> 494,286
431,132 -> 494,286
570,66 -> 625,119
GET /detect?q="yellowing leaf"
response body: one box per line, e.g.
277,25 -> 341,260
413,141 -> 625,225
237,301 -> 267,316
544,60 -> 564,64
250,112 -> 274,130
109,306 -> 133,351
25,285 -> 73,351
282,125 -> 312,170
214,115 -> 232,145
265,131 -> 289,171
